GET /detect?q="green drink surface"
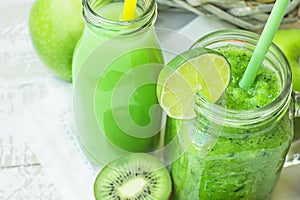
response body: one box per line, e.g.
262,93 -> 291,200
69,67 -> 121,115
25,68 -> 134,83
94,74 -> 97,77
167,45 -> 292,199
217,45 -> 281,110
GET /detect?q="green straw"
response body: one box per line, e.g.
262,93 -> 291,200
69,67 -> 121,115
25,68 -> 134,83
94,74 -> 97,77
239,0 -> 290,90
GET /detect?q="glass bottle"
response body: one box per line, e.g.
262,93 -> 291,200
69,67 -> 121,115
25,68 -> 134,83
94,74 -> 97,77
72,0 -> 163,165
166,30 -> 297,199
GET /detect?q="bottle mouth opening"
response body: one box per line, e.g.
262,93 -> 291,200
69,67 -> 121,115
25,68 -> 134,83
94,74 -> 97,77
83,0 -> 156,31
192,30 -> 292,125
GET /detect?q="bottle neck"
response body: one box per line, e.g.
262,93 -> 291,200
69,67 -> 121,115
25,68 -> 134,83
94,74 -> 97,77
82,0 -> 157,35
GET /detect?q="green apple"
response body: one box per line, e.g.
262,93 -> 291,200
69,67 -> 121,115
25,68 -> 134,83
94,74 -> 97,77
29,0 -> 84,81
273,29 -> 300,92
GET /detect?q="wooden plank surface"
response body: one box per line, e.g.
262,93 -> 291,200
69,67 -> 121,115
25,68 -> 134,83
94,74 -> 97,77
0,134 -> 60,199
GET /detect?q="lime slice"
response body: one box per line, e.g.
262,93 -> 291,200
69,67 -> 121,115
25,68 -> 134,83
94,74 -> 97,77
157,47 -> 230,119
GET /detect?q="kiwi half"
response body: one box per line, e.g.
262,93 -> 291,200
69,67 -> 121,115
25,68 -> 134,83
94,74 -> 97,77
94,153 -> 172,200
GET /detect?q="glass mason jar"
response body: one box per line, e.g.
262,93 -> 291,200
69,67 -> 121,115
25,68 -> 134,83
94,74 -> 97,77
72,0 -> 163,165
165,30 -> 298,200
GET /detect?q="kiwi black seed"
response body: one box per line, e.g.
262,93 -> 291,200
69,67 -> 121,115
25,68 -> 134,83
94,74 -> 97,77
94,153 -> 172,200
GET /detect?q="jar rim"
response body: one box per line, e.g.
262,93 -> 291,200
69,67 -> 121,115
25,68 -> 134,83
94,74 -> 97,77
83,0 -> 156,30
192,29 -> 292,124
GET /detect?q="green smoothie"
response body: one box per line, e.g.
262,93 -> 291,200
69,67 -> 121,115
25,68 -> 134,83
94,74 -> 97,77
166,45 -> 293,199
217,45 -> 281,110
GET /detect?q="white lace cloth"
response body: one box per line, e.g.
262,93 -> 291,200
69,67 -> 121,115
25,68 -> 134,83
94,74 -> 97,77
1,1 -> 300,200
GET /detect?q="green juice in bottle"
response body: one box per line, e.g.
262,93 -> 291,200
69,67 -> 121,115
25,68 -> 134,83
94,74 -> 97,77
72,0 -> 163,165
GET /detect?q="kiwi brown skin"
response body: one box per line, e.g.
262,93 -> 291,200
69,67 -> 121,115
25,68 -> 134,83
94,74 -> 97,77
94,153 -> 172,200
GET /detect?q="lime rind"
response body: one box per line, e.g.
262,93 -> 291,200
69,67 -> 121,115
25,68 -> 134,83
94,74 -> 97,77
157,47 -> 230,119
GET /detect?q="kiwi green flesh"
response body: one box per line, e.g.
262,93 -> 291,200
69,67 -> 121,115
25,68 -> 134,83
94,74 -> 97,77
94,153 -> 172,200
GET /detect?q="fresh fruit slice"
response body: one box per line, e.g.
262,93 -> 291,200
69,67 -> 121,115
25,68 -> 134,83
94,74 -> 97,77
157,47 -> 230,119
94,153 -> 172,200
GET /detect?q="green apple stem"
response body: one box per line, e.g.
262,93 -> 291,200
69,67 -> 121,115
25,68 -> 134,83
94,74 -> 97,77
239,0 -> 290,90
